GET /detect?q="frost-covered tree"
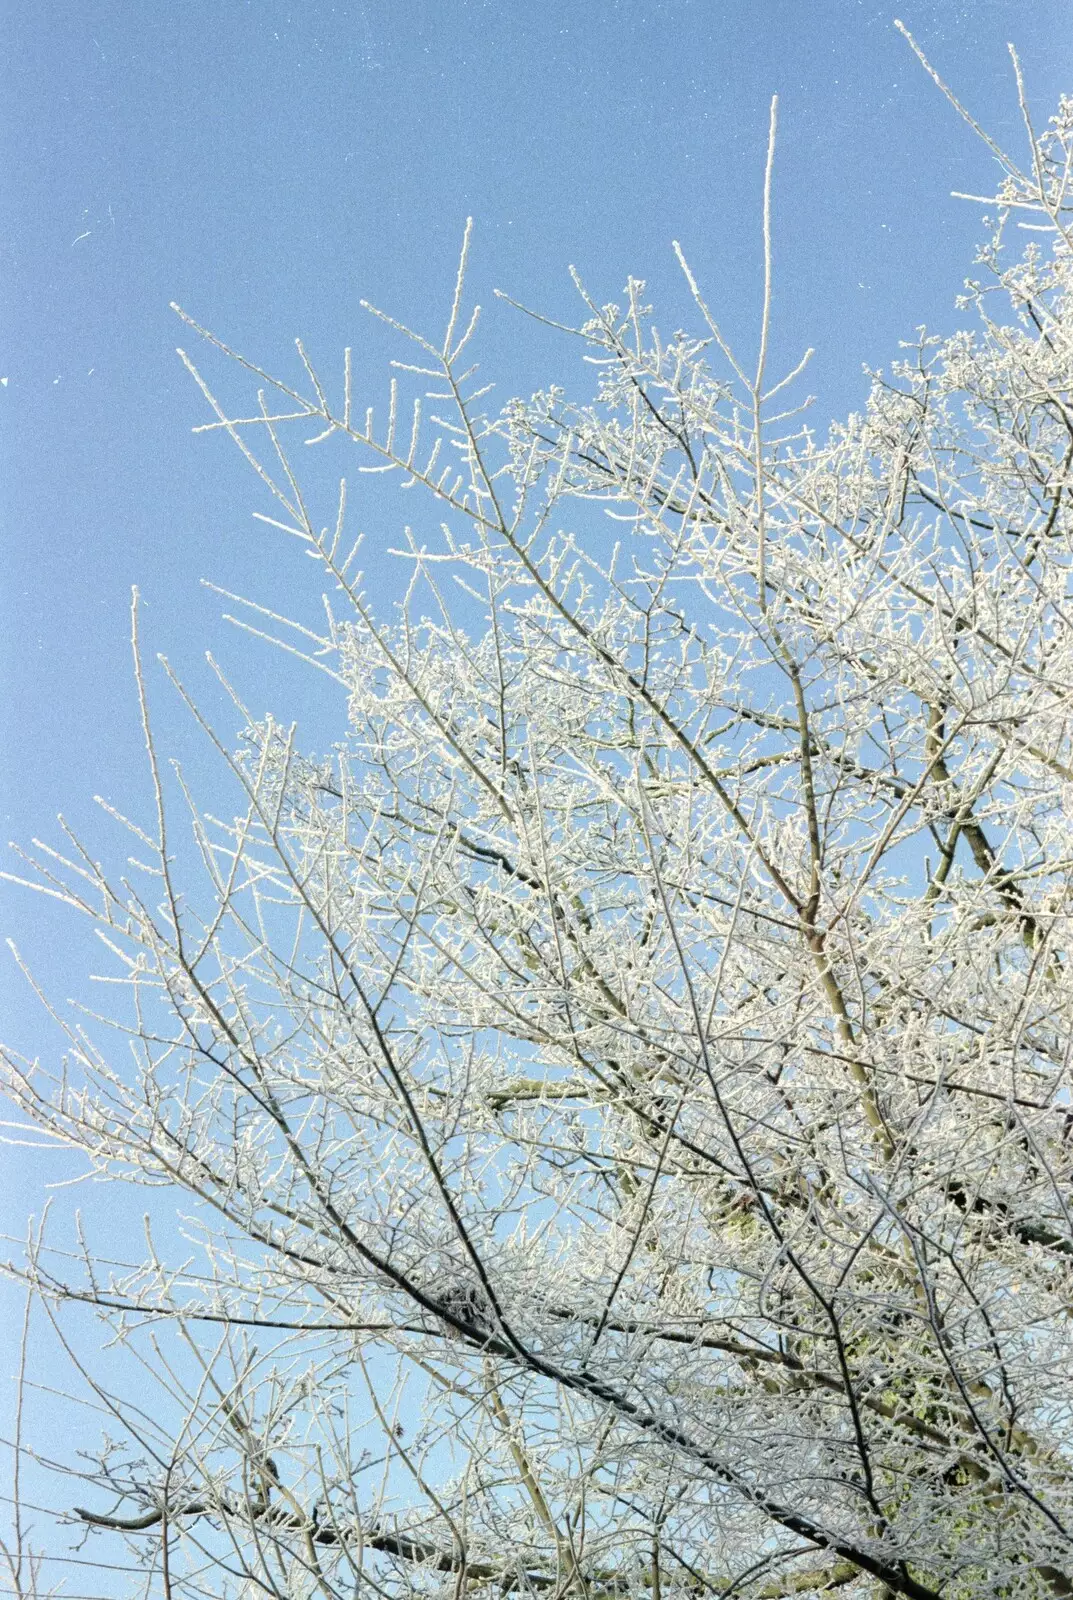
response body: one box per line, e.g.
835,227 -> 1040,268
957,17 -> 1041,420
4,36 -> 1073,1600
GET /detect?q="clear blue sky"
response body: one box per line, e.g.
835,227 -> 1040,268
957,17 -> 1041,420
1,0 -> 1070,1561
4,2 -> 1071,882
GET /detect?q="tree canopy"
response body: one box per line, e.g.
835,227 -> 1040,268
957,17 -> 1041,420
4,45 -> 1073,1600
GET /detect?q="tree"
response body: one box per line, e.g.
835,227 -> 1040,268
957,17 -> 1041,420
4,36 -> 1073,1600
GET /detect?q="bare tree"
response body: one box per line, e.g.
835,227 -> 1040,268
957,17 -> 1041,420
4,36 -> 1073,1600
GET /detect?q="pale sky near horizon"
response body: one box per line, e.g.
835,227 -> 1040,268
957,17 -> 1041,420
1,0 -> 1071,1572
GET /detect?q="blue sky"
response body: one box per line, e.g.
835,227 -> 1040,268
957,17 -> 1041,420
4,2 -> 1071,894
1,0 -> 1070,1563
